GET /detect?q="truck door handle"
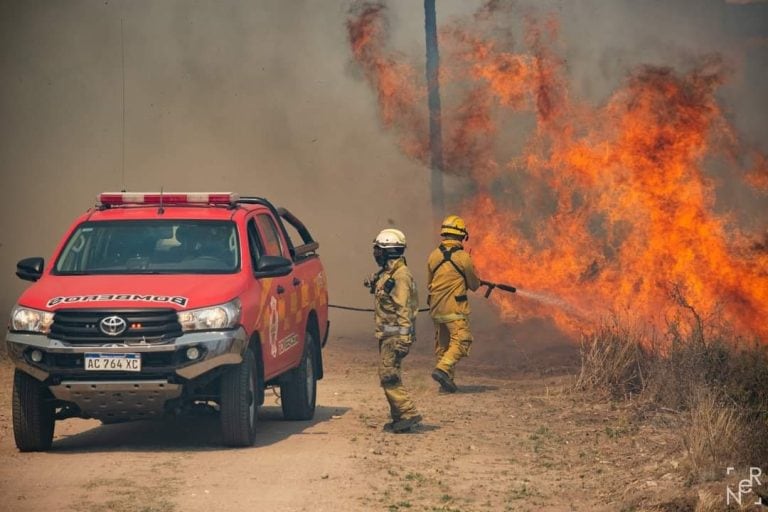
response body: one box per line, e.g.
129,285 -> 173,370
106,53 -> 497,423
293,277 -> 301,287
277,285 -> 285,294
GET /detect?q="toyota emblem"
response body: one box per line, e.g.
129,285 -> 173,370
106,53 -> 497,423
99,316 -> 127,336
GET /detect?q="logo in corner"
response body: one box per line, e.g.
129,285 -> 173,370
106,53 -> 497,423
727,467 -> 763,506
99,316 -> 127,336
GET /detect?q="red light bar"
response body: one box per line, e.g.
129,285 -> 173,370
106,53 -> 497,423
98,192 -> 239,206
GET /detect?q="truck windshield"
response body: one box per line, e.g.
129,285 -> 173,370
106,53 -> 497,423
54,220 -> 240,275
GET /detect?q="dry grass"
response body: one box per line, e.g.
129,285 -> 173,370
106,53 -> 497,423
682,389 -> 745,482
576,302 -> 768,485
575,317 -> 652,399
694,489 -> 724,512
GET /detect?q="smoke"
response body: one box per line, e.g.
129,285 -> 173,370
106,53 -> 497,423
0,1 -> 438,345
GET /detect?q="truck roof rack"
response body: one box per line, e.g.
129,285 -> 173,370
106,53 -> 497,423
277,207 -> 320,260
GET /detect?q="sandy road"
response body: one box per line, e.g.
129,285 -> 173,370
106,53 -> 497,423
0,335 -> 693,512
0,340 -> 366,512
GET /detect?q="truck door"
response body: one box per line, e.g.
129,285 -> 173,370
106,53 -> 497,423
250,213 -> 302,372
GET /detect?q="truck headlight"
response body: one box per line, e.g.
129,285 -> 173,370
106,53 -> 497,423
10,306 -> 55,334
178,299 -> 241,332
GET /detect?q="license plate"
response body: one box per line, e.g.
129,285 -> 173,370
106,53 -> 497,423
84,353 -> 141,372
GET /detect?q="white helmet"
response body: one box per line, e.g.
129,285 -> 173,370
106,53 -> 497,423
373,228 -> 407,249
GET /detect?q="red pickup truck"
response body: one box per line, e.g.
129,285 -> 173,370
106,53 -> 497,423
6,192 -> 329,450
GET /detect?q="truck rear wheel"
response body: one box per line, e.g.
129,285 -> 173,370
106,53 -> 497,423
220,348 -> 259,447
280,330 -> 317,421
12,370 -> 55,452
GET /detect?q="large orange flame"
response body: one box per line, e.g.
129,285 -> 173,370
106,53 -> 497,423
348,2 -> 768,342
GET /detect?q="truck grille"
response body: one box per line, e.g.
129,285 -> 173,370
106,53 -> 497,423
50,309 -> 182,344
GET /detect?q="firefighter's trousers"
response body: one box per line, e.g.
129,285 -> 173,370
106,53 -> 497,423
434,318 -> 473,379
378,337 -> 418,421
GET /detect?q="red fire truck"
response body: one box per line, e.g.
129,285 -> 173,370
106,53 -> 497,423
6,192 -> 329,450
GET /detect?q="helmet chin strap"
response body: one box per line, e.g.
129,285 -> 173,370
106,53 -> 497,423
374,246 -> 404,267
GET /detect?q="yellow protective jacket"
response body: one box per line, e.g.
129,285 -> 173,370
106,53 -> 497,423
427,240 -> 481,323
374,258 -> 419,346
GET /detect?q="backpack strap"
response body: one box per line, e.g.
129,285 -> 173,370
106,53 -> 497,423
429,245 -> 467,286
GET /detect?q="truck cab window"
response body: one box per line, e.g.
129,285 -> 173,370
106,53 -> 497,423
54,220 -> 239,274
247,219 -> 265,269
255,214 -> 284,257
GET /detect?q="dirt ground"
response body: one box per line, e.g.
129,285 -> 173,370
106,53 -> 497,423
0,334 -> 750,511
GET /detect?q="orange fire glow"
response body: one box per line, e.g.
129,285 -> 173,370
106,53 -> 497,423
348,2 -> 768,341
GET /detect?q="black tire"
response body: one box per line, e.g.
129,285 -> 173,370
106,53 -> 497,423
280,330 -> 317,421
220,348 -> 259,447
12,370 -> 55,452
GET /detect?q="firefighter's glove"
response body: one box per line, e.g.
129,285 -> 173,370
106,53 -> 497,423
363,273 -> 377,294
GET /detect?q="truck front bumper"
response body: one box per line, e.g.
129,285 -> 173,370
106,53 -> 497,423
6,327 -> 248,382
6,328 -> 248,420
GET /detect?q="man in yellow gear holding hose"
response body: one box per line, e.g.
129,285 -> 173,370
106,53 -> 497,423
427,215 -> 481,393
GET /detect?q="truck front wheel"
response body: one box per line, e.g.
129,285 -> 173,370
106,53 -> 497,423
280,330 -> 317,421
12,370 -> 55,452
220,348 -> 259,447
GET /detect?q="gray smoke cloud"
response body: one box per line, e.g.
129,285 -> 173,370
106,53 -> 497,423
0,1 -> 440,345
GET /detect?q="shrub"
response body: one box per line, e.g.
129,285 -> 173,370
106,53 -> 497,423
576,305 -> 768,482
575,317 -> 653,399
681,387 -> 746,481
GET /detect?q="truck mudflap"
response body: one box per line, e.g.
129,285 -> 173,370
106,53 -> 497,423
50,380 -> 182,421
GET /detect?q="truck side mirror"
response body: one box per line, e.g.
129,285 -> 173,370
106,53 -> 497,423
16,257 -> 45,282
254,255 -> 293,278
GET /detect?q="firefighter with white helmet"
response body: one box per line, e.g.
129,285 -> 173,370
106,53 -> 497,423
427,215 -> 481,392
369,228 -> 422,432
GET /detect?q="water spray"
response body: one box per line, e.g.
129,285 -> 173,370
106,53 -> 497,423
514,288 -> 589,320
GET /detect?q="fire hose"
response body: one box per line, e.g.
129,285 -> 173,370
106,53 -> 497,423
329,279 -> 516,313
328,304 -> 429,313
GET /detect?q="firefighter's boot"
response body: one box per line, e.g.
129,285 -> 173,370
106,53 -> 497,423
431,368 -> 457,393
391,414 -> 423,433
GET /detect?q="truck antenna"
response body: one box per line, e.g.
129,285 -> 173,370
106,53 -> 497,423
158,186 -> 164,214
